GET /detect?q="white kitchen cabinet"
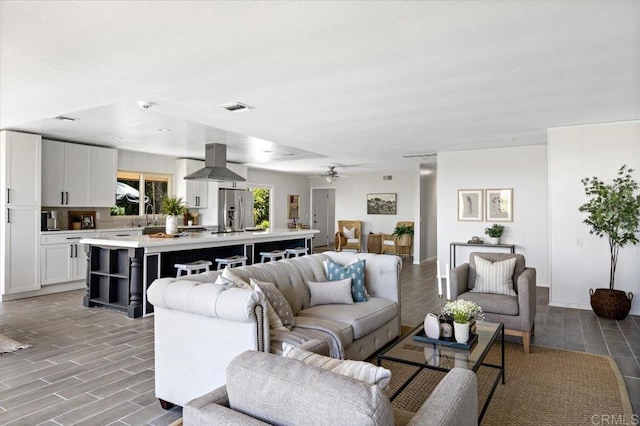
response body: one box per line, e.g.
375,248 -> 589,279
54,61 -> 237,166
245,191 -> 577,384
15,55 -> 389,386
4,207 -> 41,294
92,145 -> 117,207
176,159 -> 208,208
41,232 -> 96,285
1,131 -> 41,295
42,140 -> 117,207
1,131 -> 41,206
217,163 -> 248,190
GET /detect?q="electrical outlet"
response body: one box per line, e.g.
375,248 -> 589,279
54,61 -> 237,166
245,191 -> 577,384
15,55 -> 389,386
576,237 -> 583,247
96,211 -> 101,220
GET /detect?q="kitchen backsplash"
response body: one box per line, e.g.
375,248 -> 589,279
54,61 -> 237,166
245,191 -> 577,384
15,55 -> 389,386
41,207 -> 191,230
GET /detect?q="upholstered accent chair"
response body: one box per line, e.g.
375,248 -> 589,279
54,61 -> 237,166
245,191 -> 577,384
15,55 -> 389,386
450,252 -> 536,353
334,220 -> 362,252
184,350 -> 478,426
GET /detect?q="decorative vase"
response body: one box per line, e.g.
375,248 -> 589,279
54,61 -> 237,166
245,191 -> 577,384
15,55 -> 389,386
489,237 -> 500,245
165,215 -> 178,235
453,322 -> 470,343
589,288 -> 633,320
424,313 -> 440,339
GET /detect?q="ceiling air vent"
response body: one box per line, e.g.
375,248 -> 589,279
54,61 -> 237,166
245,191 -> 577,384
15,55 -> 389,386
401,153 -> 437,159
383,175 -> 393,181
219,102 -> 255,112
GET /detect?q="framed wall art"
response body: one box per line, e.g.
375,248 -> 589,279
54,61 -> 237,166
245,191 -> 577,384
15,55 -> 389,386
367,193 -> 397,215
486,188 -> 513,222
457,189 -> 483,221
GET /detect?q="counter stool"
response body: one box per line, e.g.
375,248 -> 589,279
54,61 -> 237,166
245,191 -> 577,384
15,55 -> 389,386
260,250 -> 286,263
285,247 -> 308,258
175,260 -> 213,277
215,255 -> 248,270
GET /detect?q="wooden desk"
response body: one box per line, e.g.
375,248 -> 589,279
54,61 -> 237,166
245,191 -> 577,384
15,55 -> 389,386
449,242 -> 516,267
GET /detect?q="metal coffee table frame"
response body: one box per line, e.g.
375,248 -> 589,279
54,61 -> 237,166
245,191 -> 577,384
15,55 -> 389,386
377,321 -> 505,423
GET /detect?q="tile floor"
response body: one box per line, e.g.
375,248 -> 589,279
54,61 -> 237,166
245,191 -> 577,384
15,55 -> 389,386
0,256 -> 638,424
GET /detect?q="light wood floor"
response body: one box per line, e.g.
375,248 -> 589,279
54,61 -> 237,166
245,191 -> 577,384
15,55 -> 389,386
2,255 -> 640,423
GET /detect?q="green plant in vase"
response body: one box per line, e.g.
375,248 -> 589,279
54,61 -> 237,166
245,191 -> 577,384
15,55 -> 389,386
160,196 -> 185,235
392,223 -> 414,246
484,224 -> 504,244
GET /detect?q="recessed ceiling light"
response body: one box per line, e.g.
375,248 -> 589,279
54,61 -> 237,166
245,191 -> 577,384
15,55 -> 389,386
219,102 -> 255,112
54,116 -> 78,122
158,128 -> 171,132
263,150 -> 273,153
109,136 -> 123,140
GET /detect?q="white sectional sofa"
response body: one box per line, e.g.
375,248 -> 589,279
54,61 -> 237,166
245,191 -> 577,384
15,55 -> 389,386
147,251 -> 402,408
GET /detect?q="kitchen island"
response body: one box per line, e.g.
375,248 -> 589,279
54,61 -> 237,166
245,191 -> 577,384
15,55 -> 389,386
79,228 -> 318,318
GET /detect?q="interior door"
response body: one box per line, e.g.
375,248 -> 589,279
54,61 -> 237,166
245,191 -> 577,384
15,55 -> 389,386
312,188 -> 335,248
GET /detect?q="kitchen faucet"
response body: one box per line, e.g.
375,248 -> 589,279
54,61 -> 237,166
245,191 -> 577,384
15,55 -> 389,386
146,204 -> 156,226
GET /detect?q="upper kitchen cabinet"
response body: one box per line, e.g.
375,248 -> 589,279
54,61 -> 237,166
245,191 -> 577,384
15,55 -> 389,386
1,131 -> 42,206
218,163 -> 248,190
176,159 -> 208,208
42,140 -> 117,207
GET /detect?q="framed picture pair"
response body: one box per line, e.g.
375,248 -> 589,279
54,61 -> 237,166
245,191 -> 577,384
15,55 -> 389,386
457,189 -> 513,222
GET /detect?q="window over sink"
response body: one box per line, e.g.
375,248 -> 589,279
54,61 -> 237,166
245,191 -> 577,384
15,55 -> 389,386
114,171 -> 171,216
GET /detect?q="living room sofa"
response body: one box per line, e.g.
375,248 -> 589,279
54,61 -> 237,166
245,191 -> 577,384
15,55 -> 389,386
184,350 -> 478,426
147,251 -> 402,407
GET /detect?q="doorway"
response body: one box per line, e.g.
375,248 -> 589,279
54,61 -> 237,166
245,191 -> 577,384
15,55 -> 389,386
311,188 -> 335,248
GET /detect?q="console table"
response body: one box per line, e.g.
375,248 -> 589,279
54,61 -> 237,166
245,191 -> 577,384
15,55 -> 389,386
450,242 -> 515,267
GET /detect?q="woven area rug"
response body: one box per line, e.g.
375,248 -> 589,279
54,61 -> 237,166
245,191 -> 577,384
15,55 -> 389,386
383,341 -> 633,425
0,333 -> 32,354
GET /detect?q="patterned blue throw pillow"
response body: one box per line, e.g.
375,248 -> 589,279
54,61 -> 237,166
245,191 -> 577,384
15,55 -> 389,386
325,259 -> 368,302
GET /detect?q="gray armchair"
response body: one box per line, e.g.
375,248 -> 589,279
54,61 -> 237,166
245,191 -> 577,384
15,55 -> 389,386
451,252 -> 536,353
184,350 -> 478,426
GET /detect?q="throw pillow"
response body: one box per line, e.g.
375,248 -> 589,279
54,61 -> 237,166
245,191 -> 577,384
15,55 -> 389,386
472,256 -> 517,296
325,259 -> 368,302
307,278 -> 354,307
251,278 -> 295,330
221,268 -> 253,290
213,275 -> 234,290
282,342 -> 391,390
343,226 -> 356,239
254,284 -> 288,331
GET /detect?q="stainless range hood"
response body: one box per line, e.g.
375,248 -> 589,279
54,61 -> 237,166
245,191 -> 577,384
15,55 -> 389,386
184,143 -> 247,182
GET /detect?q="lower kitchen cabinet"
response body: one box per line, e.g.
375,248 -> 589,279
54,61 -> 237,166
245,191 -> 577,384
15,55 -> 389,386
41,232 -> 96,285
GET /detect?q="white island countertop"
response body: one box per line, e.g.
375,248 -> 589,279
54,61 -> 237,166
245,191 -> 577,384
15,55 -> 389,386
79,228 -> 319,253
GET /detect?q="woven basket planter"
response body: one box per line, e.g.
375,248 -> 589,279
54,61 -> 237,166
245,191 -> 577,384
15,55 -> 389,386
589,289 -> 633,320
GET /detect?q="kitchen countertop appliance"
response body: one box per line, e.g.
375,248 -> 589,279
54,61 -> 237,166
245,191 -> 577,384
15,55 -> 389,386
219,189 -> 254,232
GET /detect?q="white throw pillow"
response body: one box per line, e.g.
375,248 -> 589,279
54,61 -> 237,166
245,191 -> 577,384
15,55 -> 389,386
343,226 -> 356,239
307,278 -> 354,306
472,256 -> 517,296
282,342 -> 391,389
221,268 -> 252,290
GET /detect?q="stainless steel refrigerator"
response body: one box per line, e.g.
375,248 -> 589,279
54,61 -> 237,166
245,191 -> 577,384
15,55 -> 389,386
218,189 -> 255,231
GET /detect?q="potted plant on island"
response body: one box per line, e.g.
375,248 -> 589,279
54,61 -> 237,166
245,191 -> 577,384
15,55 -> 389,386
579,165 -> 640,320
442,299 -> 484,343
392,223 -> 414,246
160,196 -> 186,235
484,224 -> 504,244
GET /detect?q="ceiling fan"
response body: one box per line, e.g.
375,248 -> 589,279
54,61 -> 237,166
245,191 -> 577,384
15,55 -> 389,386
310,166 -> 342,183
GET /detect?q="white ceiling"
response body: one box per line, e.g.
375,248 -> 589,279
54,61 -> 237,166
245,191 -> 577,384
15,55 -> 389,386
1,1 -> 639,176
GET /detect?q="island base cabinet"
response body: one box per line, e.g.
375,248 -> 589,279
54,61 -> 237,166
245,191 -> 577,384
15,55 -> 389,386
84,246 -> 144,318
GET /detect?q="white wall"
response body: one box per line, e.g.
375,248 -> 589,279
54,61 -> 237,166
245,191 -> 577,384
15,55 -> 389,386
247,168 -> 311,229
549,120 -> 640,313
311,169 -> 420,260
118,150 -> 177,186
437,145 -> 549,285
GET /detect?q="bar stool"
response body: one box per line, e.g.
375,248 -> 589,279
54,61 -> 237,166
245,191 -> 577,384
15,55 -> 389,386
215,255 -> 248,270
174,260 -> 213,277
285,247 -> 308,258
260,250 -> 286,263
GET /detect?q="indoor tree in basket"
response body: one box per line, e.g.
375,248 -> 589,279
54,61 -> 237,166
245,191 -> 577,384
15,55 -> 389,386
484,224 -> 504,244
579,165 -> 640,320
392,223 -> 414,246
442,299 -> 484,343
160,196 -> 186,235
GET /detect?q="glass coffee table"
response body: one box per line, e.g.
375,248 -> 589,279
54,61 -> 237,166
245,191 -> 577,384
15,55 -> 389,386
377,321 -> 504,422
